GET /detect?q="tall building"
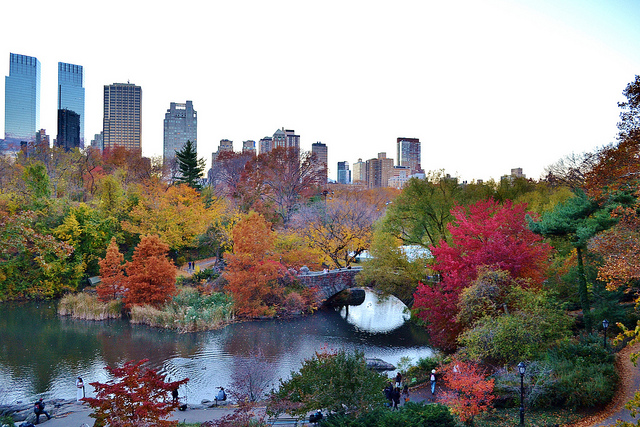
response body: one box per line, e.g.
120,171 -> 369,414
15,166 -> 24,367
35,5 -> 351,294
337,161 -> 351,184
366,152 -> 394,188
259,136 -> 273,154
397,137 -> 421,174
56,109 -> 80,151
103,83 -> 142,150
352,158 -> 366,185
58,62 -> 85,148
285,129 -> 300,151
243,140 -> 256,154
4,53 -> 40,153
90,132 -> 103,150
163,101 -> 197,164
311,141 -> 328,184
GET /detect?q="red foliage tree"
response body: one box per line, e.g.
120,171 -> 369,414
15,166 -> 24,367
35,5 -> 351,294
97,237 -> 125,302
438,358 -> 495,423
84,359 -> 188,427
413,199 -> 551,349
124,235 -> 177,308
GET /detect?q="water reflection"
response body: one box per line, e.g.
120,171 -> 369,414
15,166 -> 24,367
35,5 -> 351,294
339,292 -> 410,333
0,291 -> 432,404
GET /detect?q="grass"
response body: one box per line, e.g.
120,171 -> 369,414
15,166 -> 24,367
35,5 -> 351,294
130,287 -> 234,332
58,292 -> 122,320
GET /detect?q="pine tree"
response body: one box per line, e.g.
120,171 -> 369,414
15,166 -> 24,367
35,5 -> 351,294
175,140 -> 205,190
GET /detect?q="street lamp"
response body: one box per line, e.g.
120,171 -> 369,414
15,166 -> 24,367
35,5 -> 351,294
603,319 -> 610,349
518,362 -> 526,426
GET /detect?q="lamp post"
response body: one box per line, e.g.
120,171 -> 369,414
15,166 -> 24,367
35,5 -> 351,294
603,319 -> 610,349
518,362 -> 526,425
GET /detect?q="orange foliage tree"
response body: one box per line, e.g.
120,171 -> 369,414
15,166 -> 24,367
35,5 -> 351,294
97,237 -> 126,301
124,235 -> 177,308
438,358 -> 495,423
225,212 -> 290,317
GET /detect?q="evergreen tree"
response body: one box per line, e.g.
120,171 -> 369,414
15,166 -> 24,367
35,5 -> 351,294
175,140 -> 205,190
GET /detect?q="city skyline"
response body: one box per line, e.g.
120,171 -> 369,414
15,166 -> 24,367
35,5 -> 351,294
2,0 -> 640,182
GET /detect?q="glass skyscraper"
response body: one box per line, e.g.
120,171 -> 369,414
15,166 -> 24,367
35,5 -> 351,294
4,53 -> 41,153
58,62 -> 85,148
163,100 -> 197,164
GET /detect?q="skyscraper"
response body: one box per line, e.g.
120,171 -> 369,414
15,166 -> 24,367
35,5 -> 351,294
243,140 -> 256,154
352,158 -> 366,185
103,83 -> 142,150
163,101 -> 197,164
397,137 -> 421,174
337,161 -> 351,184
56,109 -> 80,151
311,141 -> 328,184
4,53 -> 40,153
366,152 -> 394,188
58,62 -> 85,148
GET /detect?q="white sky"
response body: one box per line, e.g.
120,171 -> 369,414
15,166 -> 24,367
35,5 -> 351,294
2,0 -> 640,182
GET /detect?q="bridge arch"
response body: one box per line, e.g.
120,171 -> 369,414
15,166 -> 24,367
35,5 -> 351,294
297,266 -> 363,306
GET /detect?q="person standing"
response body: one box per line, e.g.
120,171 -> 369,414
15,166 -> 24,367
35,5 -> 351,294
402,384 -> 410,405
430,369 -> 437,395
395,371 -> 402,388
76,376 -> 85,401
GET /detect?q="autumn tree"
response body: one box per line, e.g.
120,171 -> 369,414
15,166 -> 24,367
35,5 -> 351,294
174,140 -> 206,190
224,212 -> 288,317
208,150 -> 255,198
617,74 -> 640,140
291,192 -> 381,268
237,147 -> 323,225
97,237 -> 126,301
84,359 -> 188,427
122,180 -> 225,251
438,358 -> 495,424
414,199 -> 551,350
124,235 -> 177,308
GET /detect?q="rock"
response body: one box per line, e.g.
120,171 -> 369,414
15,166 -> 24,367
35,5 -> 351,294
366,358 -> 396,371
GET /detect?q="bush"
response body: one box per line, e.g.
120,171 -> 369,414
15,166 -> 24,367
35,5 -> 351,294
130,287 -> 234,331
320,403 -> 455,427
58,293 -> 122,320
0,415 -> 15,427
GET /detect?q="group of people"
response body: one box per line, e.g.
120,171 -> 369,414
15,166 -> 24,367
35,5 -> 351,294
383,372 -> 410,410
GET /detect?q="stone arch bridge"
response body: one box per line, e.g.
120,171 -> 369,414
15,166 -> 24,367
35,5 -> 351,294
297,266 -> 363,306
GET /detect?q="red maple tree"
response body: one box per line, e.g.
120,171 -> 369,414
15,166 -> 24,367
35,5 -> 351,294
413,199 -> 551,349
96,237 -> 126,302
124,235 -> 177,308
84,359 -> 188,427
438,358 -> 495,423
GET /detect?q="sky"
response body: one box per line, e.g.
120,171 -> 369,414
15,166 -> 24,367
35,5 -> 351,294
2,0 -> 640,182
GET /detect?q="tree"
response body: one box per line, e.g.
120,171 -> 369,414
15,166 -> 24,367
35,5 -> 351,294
528,190 -> 619,332
414,199 -> 551,350
83,359 -> 188,427
438,358 -> 495,424
97,237 -> 126,301
292,192 -> 382,268
229,350 -> 275,403
224,212 -> 289,317
174,140 -> 205,190
237,147 -> 323,225
124,235 -> 177,308
122,180 -> 225,251
267,349 -> 387,419
357,231 -> 428,304
617,74 -> 640,140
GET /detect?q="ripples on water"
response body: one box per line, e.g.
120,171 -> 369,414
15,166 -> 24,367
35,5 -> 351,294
0,292 -> 432,404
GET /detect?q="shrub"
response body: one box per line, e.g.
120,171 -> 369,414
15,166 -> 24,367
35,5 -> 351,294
58,293 -> 122,320
321,403 -> 455,427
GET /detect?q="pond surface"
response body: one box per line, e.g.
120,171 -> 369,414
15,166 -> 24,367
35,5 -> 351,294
0,291 -> 432,404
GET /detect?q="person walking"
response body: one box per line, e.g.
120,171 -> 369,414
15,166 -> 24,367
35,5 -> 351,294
76,376 -> 85,401
391,387 -> 401,410
395,371 -> 402,388
430,369 -> 437,395
33,398 -> 51,424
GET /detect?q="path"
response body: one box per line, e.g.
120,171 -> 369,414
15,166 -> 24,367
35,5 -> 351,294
569,342 -> 640,427
177,257 -> 218,278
